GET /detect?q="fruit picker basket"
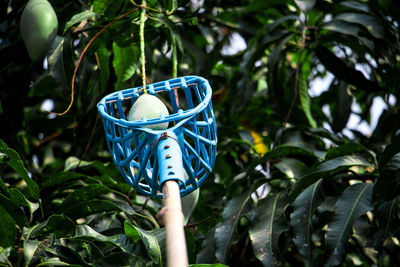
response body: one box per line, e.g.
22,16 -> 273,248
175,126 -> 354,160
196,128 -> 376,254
97,76 -> 217,198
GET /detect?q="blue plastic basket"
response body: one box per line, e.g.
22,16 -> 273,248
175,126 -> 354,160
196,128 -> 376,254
97,76 -> 217,198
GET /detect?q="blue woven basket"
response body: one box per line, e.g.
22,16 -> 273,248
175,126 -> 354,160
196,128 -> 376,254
97,76 -> 217,198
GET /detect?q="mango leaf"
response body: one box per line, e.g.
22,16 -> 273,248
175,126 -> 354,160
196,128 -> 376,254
326,183 -> 373,266
34,214 -> 76,239
41,171 -> 88,189
64,10 -> 97,32
96,44 -> 111,92
316,45 -> 382,92
324,142 -> 375,162
0,139 -> 39,200
373,196 -> 400,249
249,192 -> 287,267
315,155 -> 372,172
59,184 -> 111,211
290,155 -> 372,201
124,221 -> 162,265
0,193 -> 29,228
0,205 -> 16,247
72,225 -> 135,253
63,200 -> 123,219
374,152 -> 400,201
299,71 -> 317,128
274,158 -> 309,179
112,42 -> 139,90
330,80 -> 352,133
215,191 -> 252,264
93,252 -> 149,266
294,0 -> 316,13
340,1 -> 371,13
335,12 -> 384,39
50,245 -> 87,266
196,228 -> 217,264
189,264 -> 229,267
290,179 -> 323,260
323,20 -> 374,51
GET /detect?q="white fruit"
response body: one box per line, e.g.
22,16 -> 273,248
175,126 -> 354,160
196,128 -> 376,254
127,94 -> 169,130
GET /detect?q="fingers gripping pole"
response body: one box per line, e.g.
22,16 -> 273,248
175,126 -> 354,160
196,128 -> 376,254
156,132 -> 188,267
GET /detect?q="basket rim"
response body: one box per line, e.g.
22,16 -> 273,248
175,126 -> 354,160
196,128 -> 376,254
97,75 -> 212,129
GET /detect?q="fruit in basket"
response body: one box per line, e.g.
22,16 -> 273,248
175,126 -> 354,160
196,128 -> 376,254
128,94 -> 169,130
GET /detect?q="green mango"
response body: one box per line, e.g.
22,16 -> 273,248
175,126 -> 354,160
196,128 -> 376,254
20,0 -> 58,62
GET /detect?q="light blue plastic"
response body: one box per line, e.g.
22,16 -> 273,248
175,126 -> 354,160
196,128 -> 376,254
97,76 -> 217,198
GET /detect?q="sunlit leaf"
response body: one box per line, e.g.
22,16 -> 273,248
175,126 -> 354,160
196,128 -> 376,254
299,71 -> 317,128
64,10 -> 97,32
124,221 -> 162,265
112,42 -> 139,89
274,158 -> 309,178
249,192 -> 287,267
294,0 -> 316,13
326,183 -> 373,266
315,155 -> 372,172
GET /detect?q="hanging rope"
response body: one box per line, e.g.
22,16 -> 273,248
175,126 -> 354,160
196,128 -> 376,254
139,0 -> 147,94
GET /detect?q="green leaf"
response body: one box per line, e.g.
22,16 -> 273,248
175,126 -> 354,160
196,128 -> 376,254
124,221 -> 162,265
274,158 -> 309,178
94,252 -> 149,266
215,191 -> 251,263
299,71 -> 317,128
41,171 -> 86,189
96,44 -> 111,92
323,20 -> 374,51
326,183 -> 373,266
196,228 -> 217,264
315,155 -> 372,172
0,193 -> 29,227
340,1 -> 371,13
249,192 -> 287,267
63,200 -> 123,219
72,225 -> 135,252
36,214 -> 76,238
374,152 -> 400,201
335,12 -> 384,39
59,184 -> 111,211
189,264 -> 229,267
290,179 -> 323,260
112,42 -> 139,89
0,205 -> 16,247
294,0 -> 316,13
0,139 -> 39,200
325,143 -> 374,161
373,196 -> 400,249
330,80 -> 352,132
290,155 -> 372,201
64,10 -> 97,32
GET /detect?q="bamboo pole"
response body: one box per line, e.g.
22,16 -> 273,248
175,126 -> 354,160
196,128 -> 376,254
158,180 -> 188,267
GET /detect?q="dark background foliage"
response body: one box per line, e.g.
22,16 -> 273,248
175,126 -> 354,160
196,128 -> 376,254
1,0 -> 400,266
